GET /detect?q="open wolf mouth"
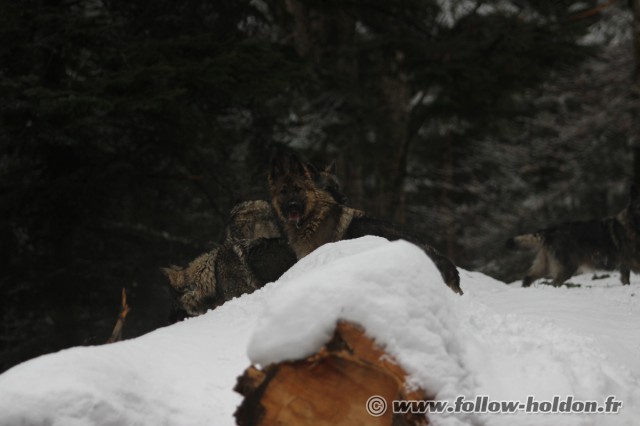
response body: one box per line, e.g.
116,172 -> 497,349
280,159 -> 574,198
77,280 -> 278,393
285,204 -> 303,228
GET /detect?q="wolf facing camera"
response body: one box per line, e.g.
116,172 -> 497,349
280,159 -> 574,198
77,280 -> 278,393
268,148 -> 463,295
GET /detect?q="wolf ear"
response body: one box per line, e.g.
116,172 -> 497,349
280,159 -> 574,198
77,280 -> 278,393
305,162 -> 319,180
268,147 -> 290,181
324,160 -> 337,175
269,146 -> 309,180
287,152 -> 308,177
269,156 -> 285,181
161,267 -> 184,289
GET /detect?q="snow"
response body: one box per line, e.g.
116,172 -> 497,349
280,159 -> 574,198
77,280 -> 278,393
248,236 -> 465,396
1,236 -> 639,425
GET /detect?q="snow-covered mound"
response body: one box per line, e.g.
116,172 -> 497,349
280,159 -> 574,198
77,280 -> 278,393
0,236 -> 639,426
248,236 -> 465,395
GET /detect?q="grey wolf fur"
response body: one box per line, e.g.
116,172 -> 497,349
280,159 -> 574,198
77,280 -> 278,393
163,250 -> 217,317
268,149 -> 463,295
163,160 -> 347,319
163,237 -> 296,317
507,184 -> 640,287
224,200 -> 281,242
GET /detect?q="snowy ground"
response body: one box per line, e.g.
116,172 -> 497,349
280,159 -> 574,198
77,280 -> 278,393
1,236 -> 639,426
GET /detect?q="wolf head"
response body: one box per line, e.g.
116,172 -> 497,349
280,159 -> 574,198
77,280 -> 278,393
268,149 -> 335,229
226,200 -> 281,241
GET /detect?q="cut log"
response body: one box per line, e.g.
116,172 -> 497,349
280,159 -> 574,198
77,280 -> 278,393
235,321 -> 431,425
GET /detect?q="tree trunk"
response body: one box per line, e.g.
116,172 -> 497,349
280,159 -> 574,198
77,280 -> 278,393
377,74 -> 412,224
634,147 -> 640,184
441,138 -> 456,261
633,0 -> 640,83
632,0 -> 640,179
341,147 -> 366,210
273,1 -> 414,223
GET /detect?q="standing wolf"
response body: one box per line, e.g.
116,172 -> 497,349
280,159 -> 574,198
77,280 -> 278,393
507,184 -> 640,287
268,149 -> 463,295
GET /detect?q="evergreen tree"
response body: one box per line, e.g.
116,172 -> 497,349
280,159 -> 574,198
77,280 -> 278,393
263,0 -> 598,249
0,0 -> 301,371
1,0 -> 635,372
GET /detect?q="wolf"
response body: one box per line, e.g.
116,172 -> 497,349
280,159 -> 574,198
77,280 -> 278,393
223,200 -> 282,242
163,250 -> 218,319
163,237 -> 296,318
163,160 -> 347,319
507,184 -> 640,287
268,149 -> 463,295
225,162 -> 346,242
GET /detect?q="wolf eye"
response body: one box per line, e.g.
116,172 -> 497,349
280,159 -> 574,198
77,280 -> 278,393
293,185 -> 302,193
280,186 -> 288,194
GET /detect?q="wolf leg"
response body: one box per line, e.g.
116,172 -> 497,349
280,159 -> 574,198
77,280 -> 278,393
551,270 -> 574,287
620,265 -> 631,285
523,250 -> 548,287
420,244 -> 462,295
550,263 -> 576,287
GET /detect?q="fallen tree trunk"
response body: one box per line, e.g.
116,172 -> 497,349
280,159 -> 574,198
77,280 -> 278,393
235,321 -> 431,425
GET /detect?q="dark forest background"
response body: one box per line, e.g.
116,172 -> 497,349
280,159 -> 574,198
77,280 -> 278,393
1,0 -> 639,372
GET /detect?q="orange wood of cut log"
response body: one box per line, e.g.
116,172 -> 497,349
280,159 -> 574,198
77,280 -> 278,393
234,321 -> 431,426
